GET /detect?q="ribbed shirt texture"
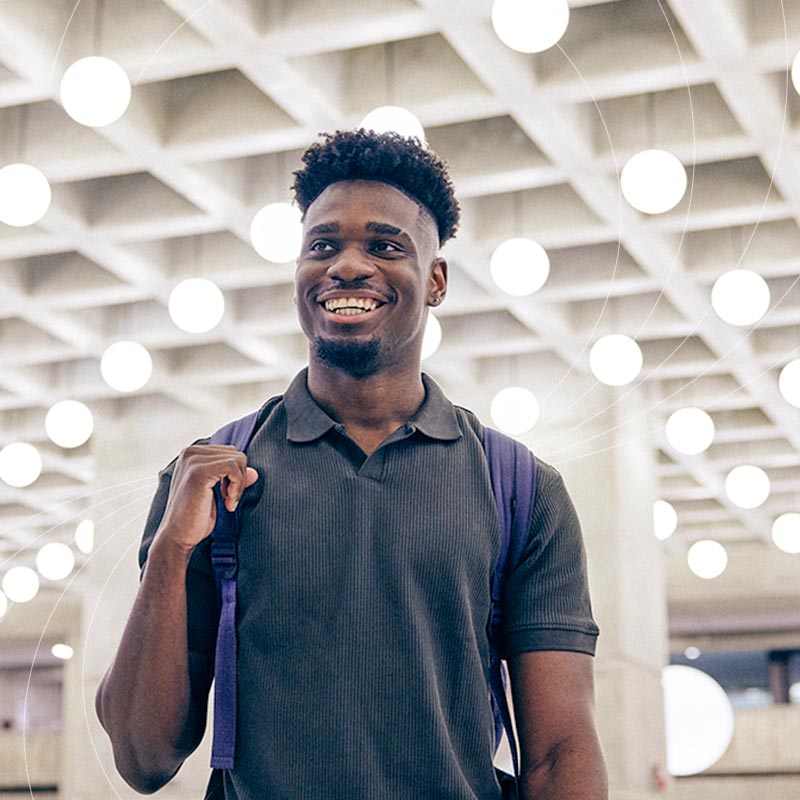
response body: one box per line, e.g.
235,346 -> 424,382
138,369 -> 599,800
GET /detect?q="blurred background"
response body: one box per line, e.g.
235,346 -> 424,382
0,0 -> 799,797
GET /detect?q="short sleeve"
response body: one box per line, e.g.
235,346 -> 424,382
499,459 -> 599,658
138,442 -> 221,666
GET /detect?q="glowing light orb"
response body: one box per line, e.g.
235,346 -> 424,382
0,163 -> 52,227
621,149 -> 687,214
59,56 -> 131,127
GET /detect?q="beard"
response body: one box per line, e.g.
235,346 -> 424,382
312,336 -> 382,378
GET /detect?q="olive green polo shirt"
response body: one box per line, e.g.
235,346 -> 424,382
139,369 -> 598,800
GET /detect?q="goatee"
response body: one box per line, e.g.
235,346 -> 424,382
312,337 -> 381,378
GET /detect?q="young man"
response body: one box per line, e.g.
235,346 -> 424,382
96,130 -> 607,799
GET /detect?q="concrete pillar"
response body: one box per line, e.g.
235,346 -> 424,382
60,406 -> 219,800
537,388 -> 672,799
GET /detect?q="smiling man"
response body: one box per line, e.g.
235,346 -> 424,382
95,130 -> 607,800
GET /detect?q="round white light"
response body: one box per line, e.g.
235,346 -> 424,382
724,464 -> 770,509
589,334 -> 643,387
51,643 -> 74,660
45,400 -> 94,449
778,359 -> 800,408
59,56 -> 131,128
490,386 -> 540,436
36,542 -> 75,581
491,0 -> 570,53
359,106 -> 425,142
772,512 -> 800,554
75,519 -> 95,555
662,664 -> 734,775
168,277 -> 225,333
250,202 -> 303,263
665,407 -> 715,455
711,269 -> 770,327
684,646 -> 701,660
687,539 -> 728,580
100,340 -> 153,393
490,237 -> 550,296
0,591 -> 7,619
620,149 -> 687,214
791,50 -> 800,96
422,312 -> 442,360
0,442 -> 43,488
2,566 -> 40,603
0,163 -> 52,227
653,500 -> 678,541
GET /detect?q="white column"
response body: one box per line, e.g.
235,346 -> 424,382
538,388 -> 672,799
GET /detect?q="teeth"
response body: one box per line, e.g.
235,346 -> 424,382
324,297 -> 379,312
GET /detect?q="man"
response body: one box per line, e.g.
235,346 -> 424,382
96,130 -> 607,799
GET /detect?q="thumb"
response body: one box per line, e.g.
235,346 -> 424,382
245,466 -> 259,487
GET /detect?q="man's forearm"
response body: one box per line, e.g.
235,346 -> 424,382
96,537 -> 203,793
519,737 -> 608,800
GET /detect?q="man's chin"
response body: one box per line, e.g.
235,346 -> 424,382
312,337 -> 382,378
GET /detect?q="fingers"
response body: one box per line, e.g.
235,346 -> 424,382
217,460 -> 259,513
179,445 -> 259,513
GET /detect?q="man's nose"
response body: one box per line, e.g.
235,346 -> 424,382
326,248 -> 377,282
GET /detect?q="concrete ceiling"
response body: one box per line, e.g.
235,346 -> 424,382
1,0 -> 800,643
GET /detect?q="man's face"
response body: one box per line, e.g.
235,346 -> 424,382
294,179 -> 446,377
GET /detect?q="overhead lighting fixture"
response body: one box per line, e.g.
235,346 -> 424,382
45,400 -> 94,448
687,539 -> 728,580
0,163 -> 52,227
684,646 -> 701,660
662,664 -> 734,775
791,50 -> 800,96
359,106 -> 425,142
778,358 -> 800,408
490,386 -> 540,436
0,441 -> 43,488
772,512 -> 800,554
250,202 -> 303,263
100,340 -> 153,393
168,277 -> 225,333
36,542 -> 76,582
711,269 -> 770,327
75,519 -> 95,555
653,500 -> 678,541
724,465 -> 770,509
2,566 -> 40,603
491,0 -> 570,53
665,407 -> 715,455
421,312 -> 442,360
490,237 -> 550,296
589,334 -> 643,387
620,149 -> 687,214
51,643 -> 74,661
59,56 -> 131,128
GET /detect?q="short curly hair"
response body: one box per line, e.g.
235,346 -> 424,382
291,129 -> 460,245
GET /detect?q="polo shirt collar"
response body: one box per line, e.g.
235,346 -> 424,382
284,368 -> 462,443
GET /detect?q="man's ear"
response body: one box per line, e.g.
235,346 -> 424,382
429,257 -> 448,304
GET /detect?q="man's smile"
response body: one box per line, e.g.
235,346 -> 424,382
323,296 -> 382,315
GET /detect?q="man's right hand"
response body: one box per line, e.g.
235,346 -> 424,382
155,445 -> 259,551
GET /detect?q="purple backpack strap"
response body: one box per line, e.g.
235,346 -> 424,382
482,426 -> 538,792
208,410 -> 261,770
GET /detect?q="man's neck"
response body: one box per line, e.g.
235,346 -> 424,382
306,361 -> 425,440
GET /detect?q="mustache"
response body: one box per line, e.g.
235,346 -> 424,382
315,282 -> 395,303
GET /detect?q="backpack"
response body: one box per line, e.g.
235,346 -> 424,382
207,409 -> 537,798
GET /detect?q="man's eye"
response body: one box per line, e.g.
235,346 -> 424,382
309,241 -> 335,252
371,241 -> 402,253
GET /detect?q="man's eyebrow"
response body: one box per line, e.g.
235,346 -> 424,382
366,221 -> 410,238
306,222 -> 340,237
